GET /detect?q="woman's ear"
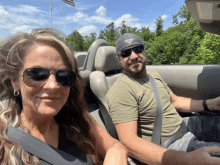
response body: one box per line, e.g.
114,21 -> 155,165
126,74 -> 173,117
11,79 -> 20,92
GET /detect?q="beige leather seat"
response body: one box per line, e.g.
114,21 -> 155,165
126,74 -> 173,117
89,46 -> 122,138
89,46 -> 122,114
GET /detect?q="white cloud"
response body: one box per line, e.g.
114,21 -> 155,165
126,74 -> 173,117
14,15 -> 47,25
78,25 -> 97,36
114,14 -> 139,27
86,16 -> 112,25
95,6 -> 106,17
0,3 -> 164,37
10,25 -> 32,34
114,14 -> 156,31
0,6 -> 9,16
161,14 -> 168,20
7,5 -> 44,14
0,6 -> 12,25
0,5 -> 48,35
62,11 -> 88,24
75,1 -> 105,11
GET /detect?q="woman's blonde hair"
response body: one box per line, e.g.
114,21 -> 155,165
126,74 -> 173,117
0,28 -> 102,165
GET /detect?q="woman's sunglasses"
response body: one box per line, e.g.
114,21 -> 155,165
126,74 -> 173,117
20,68 -> 76,87
119,45 -> 144,58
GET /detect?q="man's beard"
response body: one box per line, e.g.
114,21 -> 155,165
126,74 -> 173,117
125,57 -> 146,75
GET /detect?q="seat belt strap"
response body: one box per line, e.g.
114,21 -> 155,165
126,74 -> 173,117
148,74 -> 163,145
95,98 -> 118,139
7,125 -> 88,165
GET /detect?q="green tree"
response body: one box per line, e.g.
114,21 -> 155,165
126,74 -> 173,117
104,22 -> 116,42
195,33 -> 220,64
180,18 -> 205,64
140,27 -> 155,44
155,16 -> 164,37
98,30 -> 106,40
66,30 -> 84,51
172,5 -> 191,25
119,20 -> 127,35
127,26 -> 140,35
178,5 -> 191,22
172,14 -> 179,25
145,36 -> 165,65
83,33 -> 97,51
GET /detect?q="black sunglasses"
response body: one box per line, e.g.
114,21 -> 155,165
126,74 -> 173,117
20,68 -> 76,87
119,45 -> 144,58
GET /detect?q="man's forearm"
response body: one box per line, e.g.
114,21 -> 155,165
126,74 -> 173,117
174,97 -> 218,113
170,91 -> 216,113
122,136 -> 188,165
174,97 -> 203,113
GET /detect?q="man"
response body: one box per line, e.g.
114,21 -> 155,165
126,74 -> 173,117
106,33 -> 220,165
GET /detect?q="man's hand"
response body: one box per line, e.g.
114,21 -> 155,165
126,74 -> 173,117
186,146 -> 220,165
161,146 -> 220,165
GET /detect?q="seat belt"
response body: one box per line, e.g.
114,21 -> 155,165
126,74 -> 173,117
148,74 -> 163,145
7,125 -> 92,165
95,98 -> 118,139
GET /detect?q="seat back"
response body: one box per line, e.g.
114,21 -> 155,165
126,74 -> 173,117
90,46 -> 122,113
89,46 -> 122,139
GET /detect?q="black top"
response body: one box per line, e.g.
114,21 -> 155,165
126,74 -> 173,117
6,125 -> 94,165
38,128 -> 94,165
57,129 -> 94,164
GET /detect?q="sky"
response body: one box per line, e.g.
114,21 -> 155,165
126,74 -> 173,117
0,0 -> 186,38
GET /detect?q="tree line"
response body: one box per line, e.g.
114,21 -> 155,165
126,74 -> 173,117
65,5 -> 220,65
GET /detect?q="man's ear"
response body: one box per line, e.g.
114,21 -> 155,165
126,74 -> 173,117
116,53 -> 121,63
11,79 -> 20,92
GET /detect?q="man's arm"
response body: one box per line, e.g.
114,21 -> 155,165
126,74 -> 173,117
115,120 -> 220,165
169,91 -> 220,113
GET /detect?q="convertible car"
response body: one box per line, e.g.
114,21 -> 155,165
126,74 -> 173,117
0,0 -> 220,164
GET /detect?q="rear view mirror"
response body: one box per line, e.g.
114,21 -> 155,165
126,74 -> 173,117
185,0 -> 220,34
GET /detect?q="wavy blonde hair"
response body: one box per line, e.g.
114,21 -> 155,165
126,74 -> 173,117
0,28 -> 102,165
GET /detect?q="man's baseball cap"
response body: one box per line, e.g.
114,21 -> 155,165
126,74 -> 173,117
115,33 -> 143,54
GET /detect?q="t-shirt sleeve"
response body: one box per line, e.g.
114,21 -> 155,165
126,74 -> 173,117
150,70 -> 171,94
106,81 -> 138,124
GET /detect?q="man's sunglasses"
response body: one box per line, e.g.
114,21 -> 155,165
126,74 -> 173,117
20,68 -> 76,87
119,45 -> 144,58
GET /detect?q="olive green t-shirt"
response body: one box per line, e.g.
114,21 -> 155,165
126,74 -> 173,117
106,69 -> 183,143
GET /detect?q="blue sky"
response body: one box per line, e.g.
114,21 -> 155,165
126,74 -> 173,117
0,0 -> 186,37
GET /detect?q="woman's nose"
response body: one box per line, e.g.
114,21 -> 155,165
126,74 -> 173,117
44,74 -> 60,89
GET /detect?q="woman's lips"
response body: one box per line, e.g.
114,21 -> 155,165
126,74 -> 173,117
38,97 -> 60,102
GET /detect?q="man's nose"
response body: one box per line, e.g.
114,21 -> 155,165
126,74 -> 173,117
130,50 -> 138,59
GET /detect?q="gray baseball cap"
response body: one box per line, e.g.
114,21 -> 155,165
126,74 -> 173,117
115,33 -> 143,54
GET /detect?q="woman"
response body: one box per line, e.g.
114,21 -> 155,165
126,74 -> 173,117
0,28 -> 127,165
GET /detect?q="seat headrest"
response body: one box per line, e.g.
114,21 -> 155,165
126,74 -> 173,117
94,46 -> 122,73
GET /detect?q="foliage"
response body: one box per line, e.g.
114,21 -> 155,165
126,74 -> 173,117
195,33 -> 220,64
172,5 -> 192,25
66,4 -> 220,65
155,16 -> 164,37
65,30 -> 84,51
83,33 -> 97,51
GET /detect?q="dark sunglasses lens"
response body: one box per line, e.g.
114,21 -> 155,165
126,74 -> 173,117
23,68 -> 49,87
121,49 -> 131,58
56,70 -> 76,87
133,45 -> 144,53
